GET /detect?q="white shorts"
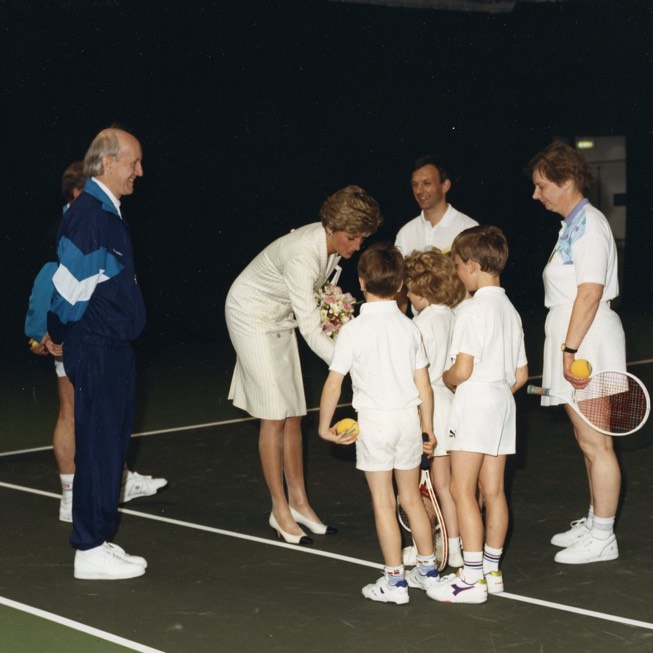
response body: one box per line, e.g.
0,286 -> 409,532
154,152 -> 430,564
447,381 -> 516,456
542,302 -> 626,407
54,357 -> 66,378
355,406 -> 422,472
433,384 -> 453,457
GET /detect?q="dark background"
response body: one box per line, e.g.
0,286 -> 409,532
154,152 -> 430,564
3,0 -> 653,366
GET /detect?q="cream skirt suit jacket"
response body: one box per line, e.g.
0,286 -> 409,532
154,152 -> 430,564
225,222 -> 340,419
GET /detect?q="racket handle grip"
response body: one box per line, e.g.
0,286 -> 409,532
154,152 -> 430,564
527,384 -> 550,396
421,433 -> 431,470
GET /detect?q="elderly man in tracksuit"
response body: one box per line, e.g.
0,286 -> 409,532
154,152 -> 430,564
47,127 -> 148,580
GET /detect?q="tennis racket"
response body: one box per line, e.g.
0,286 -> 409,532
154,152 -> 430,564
397,434 -> 448,571
527,370 -> 650,436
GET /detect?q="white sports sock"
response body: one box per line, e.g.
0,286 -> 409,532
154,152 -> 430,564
60,473 -> 74,503
586,505 -> 595,529
384,565 -> 405,586
483,544 -> 503,574
416,553 -> 437,576
448,537 -> 461,555
591,514 -> 615,540
462,551 -> 483,583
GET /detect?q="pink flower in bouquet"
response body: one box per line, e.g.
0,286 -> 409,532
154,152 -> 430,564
315,283 -> 359,339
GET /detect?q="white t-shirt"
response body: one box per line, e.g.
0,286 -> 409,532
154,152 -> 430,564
395,204 -> 478,256
412,304 -> 455,387
449,287 -> 527,386
543,201 -> 619,308
329,300 -> 428,411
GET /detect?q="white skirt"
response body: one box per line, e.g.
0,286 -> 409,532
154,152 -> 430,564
225,301 -> 307,420
542,302 -> 626,406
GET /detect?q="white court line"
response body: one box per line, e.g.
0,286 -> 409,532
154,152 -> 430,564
4,360 -> 652,458
0,402 -> 355,458
1,480 -> 652,632
0,595 -> 166,653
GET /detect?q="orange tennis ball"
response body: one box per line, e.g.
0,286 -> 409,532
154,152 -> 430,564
571,358 -> 592,379
335,418 -> 359,438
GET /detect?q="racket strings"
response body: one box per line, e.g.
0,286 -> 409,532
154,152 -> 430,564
576,372 -> 648,434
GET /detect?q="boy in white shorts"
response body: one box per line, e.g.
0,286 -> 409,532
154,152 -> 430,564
318,243 -> 438,605
403,248 -> 466,569
430,226 -> 528,604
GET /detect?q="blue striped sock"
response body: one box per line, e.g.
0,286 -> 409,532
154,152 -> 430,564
483,544 -> 503,574
463,551 -> 483,583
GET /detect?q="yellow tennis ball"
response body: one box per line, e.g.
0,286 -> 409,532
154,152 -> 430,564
29,338 -> 40,349
336,418 -> 359,437
571,358 -> 592,379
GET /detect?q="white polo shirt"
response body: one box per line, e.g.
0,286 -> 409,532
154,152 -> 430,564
329,300 -> 428,411
449,287 -> 527,386
395,204 -> 478,256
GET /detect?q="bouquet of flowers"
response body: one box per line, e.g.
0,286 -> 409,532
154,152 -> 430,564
315,282 -> 358,339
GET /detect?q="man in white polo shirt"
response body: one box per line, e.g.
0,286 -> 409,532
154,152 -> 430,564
395,155 -> 478,257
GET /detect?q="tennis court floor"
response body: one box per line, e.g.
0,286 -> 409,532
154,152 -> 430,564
1,340 -> 652,652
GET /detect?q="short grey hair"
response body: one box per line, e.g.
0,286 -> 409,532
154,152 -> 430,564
83,129 -> 121,177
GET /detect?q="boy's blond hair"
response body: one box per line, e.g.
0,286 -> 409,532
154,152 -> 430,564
404,248 -> 465,307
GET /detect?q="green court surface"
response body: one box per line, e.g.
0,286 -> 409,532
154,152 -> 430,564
1,322 -> 652,652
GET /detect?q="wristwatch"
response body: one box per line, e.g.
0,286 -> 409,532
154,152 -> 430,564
561,343 -> 578,354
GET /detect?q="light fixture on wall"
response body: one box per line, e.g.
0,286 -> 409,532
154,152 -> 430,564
576,139 -> 595,150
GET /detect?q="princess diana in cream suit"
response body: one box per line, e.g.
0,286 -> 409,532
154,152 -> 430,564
225,185 -> 382,544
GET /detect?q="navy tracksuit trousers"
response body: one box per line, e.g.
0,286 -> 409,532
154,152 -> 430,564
64,336 -> 136,551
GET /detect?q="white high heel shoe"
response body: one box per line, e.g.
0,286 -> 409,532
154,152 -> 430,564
269,513 -> 313,545
290,507 -> 338,535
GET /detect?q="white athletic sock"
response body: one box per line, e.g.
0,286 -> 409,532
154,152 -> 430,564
448,537 -> 462,556
591,514 -> 615,540
416,553 -> 437,576
60,473 -> 74,504
586,505 -> 594,529
384,565 -> 406,586
483,544 -> 503,574
462,551 -> 483,584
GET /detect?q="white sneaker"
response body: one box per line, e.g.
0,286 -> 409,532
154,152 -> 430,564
103,542 -> 148,568
427,572 -> 488,604
121,470 -> 168,503
74,542 -> 146,580
485,570 -> 504,594
362,576 -> 409,605
447,549 -> 464,568
402,545 -> 417,566
554,532 -> 619,565
551,518 -> 590,547
406,567 -> 440,591
59,498 -> 72,523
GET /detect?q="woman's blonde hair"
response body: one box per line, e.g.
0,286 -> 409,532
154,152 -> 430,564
320,185 -> 382,236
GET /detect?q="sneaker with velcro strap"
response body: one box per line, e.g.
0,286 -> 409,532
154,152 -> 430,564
406,566 -> 440,591
362,576 -> 409,605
